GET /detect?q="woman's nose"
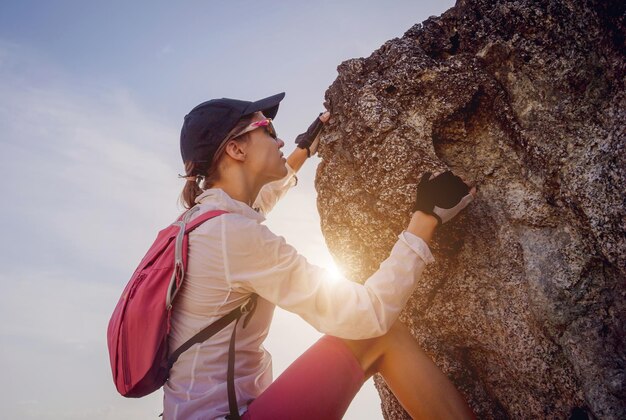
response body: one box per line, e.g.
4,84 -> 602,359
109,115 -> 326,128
277,138 -> 285,148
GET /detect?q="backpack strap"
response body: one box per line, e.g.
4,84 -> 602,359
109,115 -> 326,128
167,294 -> 257,367
168,294 -> 258,420
166,209 -> 230,310
184,209 -> 229,233
225,294 -> 258,420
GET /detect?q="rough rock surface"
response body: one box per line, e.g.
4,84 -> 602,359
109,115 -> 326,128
315,0 -> 625,418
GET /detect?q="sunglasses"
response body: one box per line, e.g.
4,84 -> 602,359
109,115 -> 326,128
230,118 -> 277,140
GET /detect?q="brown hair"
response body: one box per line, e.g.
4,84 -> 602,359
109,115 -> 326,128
179,113 -> 256,208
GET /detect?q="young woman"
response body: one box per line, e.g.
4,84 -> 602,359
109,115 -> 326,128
165,92 -> 476,419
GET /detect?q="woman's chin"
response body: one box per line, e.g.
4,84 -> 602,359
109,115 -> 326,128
266,165 -> 288,183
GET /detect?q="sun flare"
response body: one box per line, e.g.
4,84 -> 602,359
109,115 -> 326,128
326,260 -> 346,283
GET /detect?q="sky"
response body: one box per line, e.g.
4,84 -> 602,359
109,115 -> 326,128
0,1 -> 454,418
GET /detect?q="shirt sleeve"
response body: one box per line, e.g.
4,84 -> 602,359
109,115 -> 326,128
223,215 -> 435,340
253,163 -> 298,215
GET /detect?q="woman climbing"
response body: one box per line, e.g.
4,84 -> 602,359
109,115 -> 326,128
165,92 -> 476,419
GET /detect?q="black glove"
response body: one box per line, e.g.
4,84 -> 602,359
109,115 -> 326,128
413,171 -> 474,225
295,113 -> 325,157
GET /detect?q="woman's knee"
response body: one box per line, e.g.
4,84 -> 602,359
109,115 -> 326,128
338,337 -> 380,379
338,320 -> 409,377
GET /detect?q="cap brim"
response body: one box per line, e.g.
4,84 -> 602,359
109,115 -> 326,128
243,92 -> 285,119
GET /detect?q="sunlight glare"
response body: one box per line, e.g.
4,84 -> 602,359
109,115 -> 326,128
326,259 -> 347,283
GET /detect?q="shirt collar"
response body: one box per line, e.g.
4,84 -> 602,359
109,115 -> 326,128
195,188 -> 265,223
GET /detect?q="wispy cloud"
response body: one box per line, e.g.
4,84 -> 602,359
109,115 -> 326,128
0,40 -> 186,418
0,41 -> 186,277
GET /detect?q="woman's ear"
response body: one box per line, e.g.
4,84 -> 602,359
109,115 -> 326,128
223,140 -> 247,162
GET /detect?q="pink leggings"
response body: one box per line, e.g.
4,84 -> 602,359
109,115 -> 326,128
241,335 -> 366,420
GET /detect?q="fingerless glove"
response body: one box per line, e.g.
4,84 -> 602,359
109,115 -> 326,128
413,171 -> 474,225
295,113 -> 325,157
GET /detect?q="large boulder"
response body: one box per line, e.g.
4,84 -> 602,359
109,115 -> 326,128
316,0 -> 625,418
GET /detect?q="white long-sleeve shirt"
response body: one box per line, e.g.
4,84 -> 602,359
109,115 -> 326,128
163,163 -> 435,420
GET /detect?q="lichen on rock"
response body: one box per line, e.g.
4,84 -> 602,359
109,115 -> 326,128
315,0 -> 625,418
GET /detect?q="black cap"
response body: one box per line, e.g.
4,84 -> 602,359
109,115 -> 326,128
180,92 -> 285,163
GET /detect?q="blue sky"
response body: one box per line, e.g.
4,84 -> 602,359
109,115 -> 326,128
0,1 -> 453,418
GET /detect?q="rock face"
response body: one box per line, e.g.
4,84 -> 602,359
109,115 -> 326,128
315,0 -> 625,418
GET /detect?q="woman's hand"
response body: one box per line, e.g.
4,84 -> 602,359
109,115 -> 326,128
295,111 -> 330,157
413,171 -> 476,225
287,111 -> 331,172
308,111 -> 331,156
407,171 -> 477,244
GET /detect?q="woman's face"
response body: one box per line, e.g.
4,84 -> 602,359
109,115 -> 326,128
244,112 -> 287,183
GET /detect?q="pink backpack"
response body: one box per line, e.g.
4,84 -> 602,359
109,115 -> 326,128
107,207 -> 256,399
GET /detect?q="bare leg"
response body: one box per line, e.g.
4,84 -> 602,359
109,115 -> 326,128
340,321 -> 475,420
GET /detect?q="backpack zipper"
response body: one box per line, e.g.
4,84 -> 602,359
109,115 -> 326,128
120,273 -> 147,391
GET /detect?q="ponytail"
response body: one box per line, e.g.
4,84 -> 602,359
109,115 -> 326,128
179,161 -> 208,209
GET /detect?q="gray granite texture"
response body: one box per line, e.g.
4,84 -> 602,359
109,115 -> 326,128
315,0 -> 624,418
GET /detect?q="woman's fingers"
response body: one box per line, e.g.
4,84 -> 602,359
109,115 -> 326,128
319,111 -> 330,123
